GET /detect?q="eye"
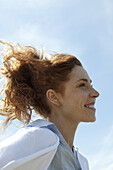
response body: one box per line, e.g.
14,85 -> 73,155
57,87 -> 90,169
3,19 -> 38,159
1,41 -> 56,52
79,83 -> 86,87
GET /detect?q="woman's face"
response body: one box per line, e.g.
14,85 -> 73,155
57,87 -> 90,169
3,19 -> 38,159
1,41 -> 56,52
59,65 -> 99,123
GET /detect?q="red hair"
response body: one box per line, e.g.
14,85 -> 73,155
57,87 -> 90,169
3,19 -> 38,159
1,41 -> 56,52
0,40 -> 82,128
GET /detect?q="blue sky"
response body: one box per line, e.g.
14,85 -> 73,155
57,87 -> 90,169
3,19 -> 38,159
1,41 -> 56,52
0,0 -> 113,169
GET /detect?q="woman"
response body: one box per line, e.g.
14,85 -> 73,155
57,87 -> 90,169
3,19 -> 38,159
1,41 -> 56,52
0,40 -> 99,170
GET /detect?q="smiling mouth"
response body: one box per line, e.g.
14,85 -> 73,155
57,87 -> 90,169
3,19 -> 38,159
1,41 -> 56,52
84,103 -> 96,111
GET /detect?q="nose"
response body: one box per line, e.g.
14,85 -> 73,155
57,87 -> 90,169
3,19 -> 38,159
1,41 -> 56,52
89,88 -> 100,98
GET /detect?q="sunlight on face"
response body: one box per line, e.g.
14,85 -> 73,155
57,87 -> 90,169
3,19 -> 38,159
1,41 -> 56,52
60,66 -> 99,123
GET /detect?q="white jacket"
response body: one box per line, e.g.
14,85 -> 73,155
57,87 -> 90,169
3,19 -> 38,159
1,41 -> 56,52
0,119 -> 89,170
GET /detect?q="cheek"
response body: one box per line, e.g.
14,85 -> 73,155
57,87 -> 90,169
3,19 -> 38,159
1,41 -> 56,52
64,90 -> 88,108
74,93 -> 88,109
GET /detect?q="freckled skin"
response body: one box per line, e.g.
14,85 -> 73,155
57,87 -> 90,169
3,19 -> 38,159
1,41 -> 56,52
59,66 -> 99,123
48,65 -> 99,148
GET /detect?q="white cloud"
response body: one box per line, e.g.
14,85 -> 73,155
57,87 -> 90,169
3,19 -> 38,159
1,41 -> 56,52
102,125 -> 113,147
89,125 -> 113,170
5,23 -> 82,56
8,24 -> 64,51
103,0 -> 113,35
1,0 -> 65,9
24,0 -> 63,7
103,0 -> 113,17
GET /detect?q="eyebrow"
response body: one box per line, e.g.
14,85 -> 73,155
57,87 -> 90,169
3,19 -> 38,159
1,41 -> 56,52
76,78 -> 92,83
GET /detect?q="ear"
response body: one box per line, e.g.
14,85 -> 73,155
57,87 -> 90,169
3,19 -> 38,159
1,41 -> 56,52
46,89 -> 60,106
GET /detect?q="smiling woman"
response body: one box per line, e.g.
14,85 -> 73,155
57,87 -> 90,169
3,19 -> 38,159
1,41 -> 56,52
0,40 -> 99,170
57,66 -> 99,125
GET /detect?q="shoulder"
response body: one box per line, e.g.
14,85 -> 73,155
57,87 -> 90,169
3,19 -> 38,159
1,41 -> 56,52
0,126 -> 59,169
0,126 -> 59,150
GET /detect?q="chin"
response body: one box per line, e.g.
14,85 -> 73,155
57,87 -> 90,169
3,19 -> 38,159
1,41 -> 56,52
89,117 -> 96,122
89,118 -> 96,122
82,116 -> 96,123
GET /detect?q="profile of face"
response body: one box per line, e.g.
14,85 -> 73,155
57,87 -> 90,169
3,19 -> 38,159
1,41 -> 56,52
56,65 -> 100,123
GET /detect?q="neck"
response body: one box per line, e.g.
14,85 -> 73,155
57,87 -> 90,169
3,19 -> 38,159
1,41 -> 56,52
49,112 -> 79,149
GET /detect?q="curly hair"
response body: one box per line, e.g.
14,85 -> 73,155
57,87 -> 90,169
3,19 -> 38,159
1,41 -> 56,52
0,40 -> 82,129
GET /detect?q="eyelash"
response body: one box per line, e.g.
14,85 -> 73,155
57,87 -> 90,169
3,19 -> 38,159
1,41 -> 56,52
79,83 -> 86,87
79,83 -> 93,88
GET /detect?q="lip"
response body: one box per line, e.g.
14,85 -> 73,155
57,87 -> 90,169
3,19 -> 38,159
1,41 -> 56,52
86,107 -> 96,111
84,102 -> 96,111
85,102 -> 95,106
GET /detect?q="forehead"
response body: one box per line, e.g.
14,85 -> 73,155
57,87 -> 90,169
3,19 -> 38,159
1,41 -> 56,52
68,65 -> 91,83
